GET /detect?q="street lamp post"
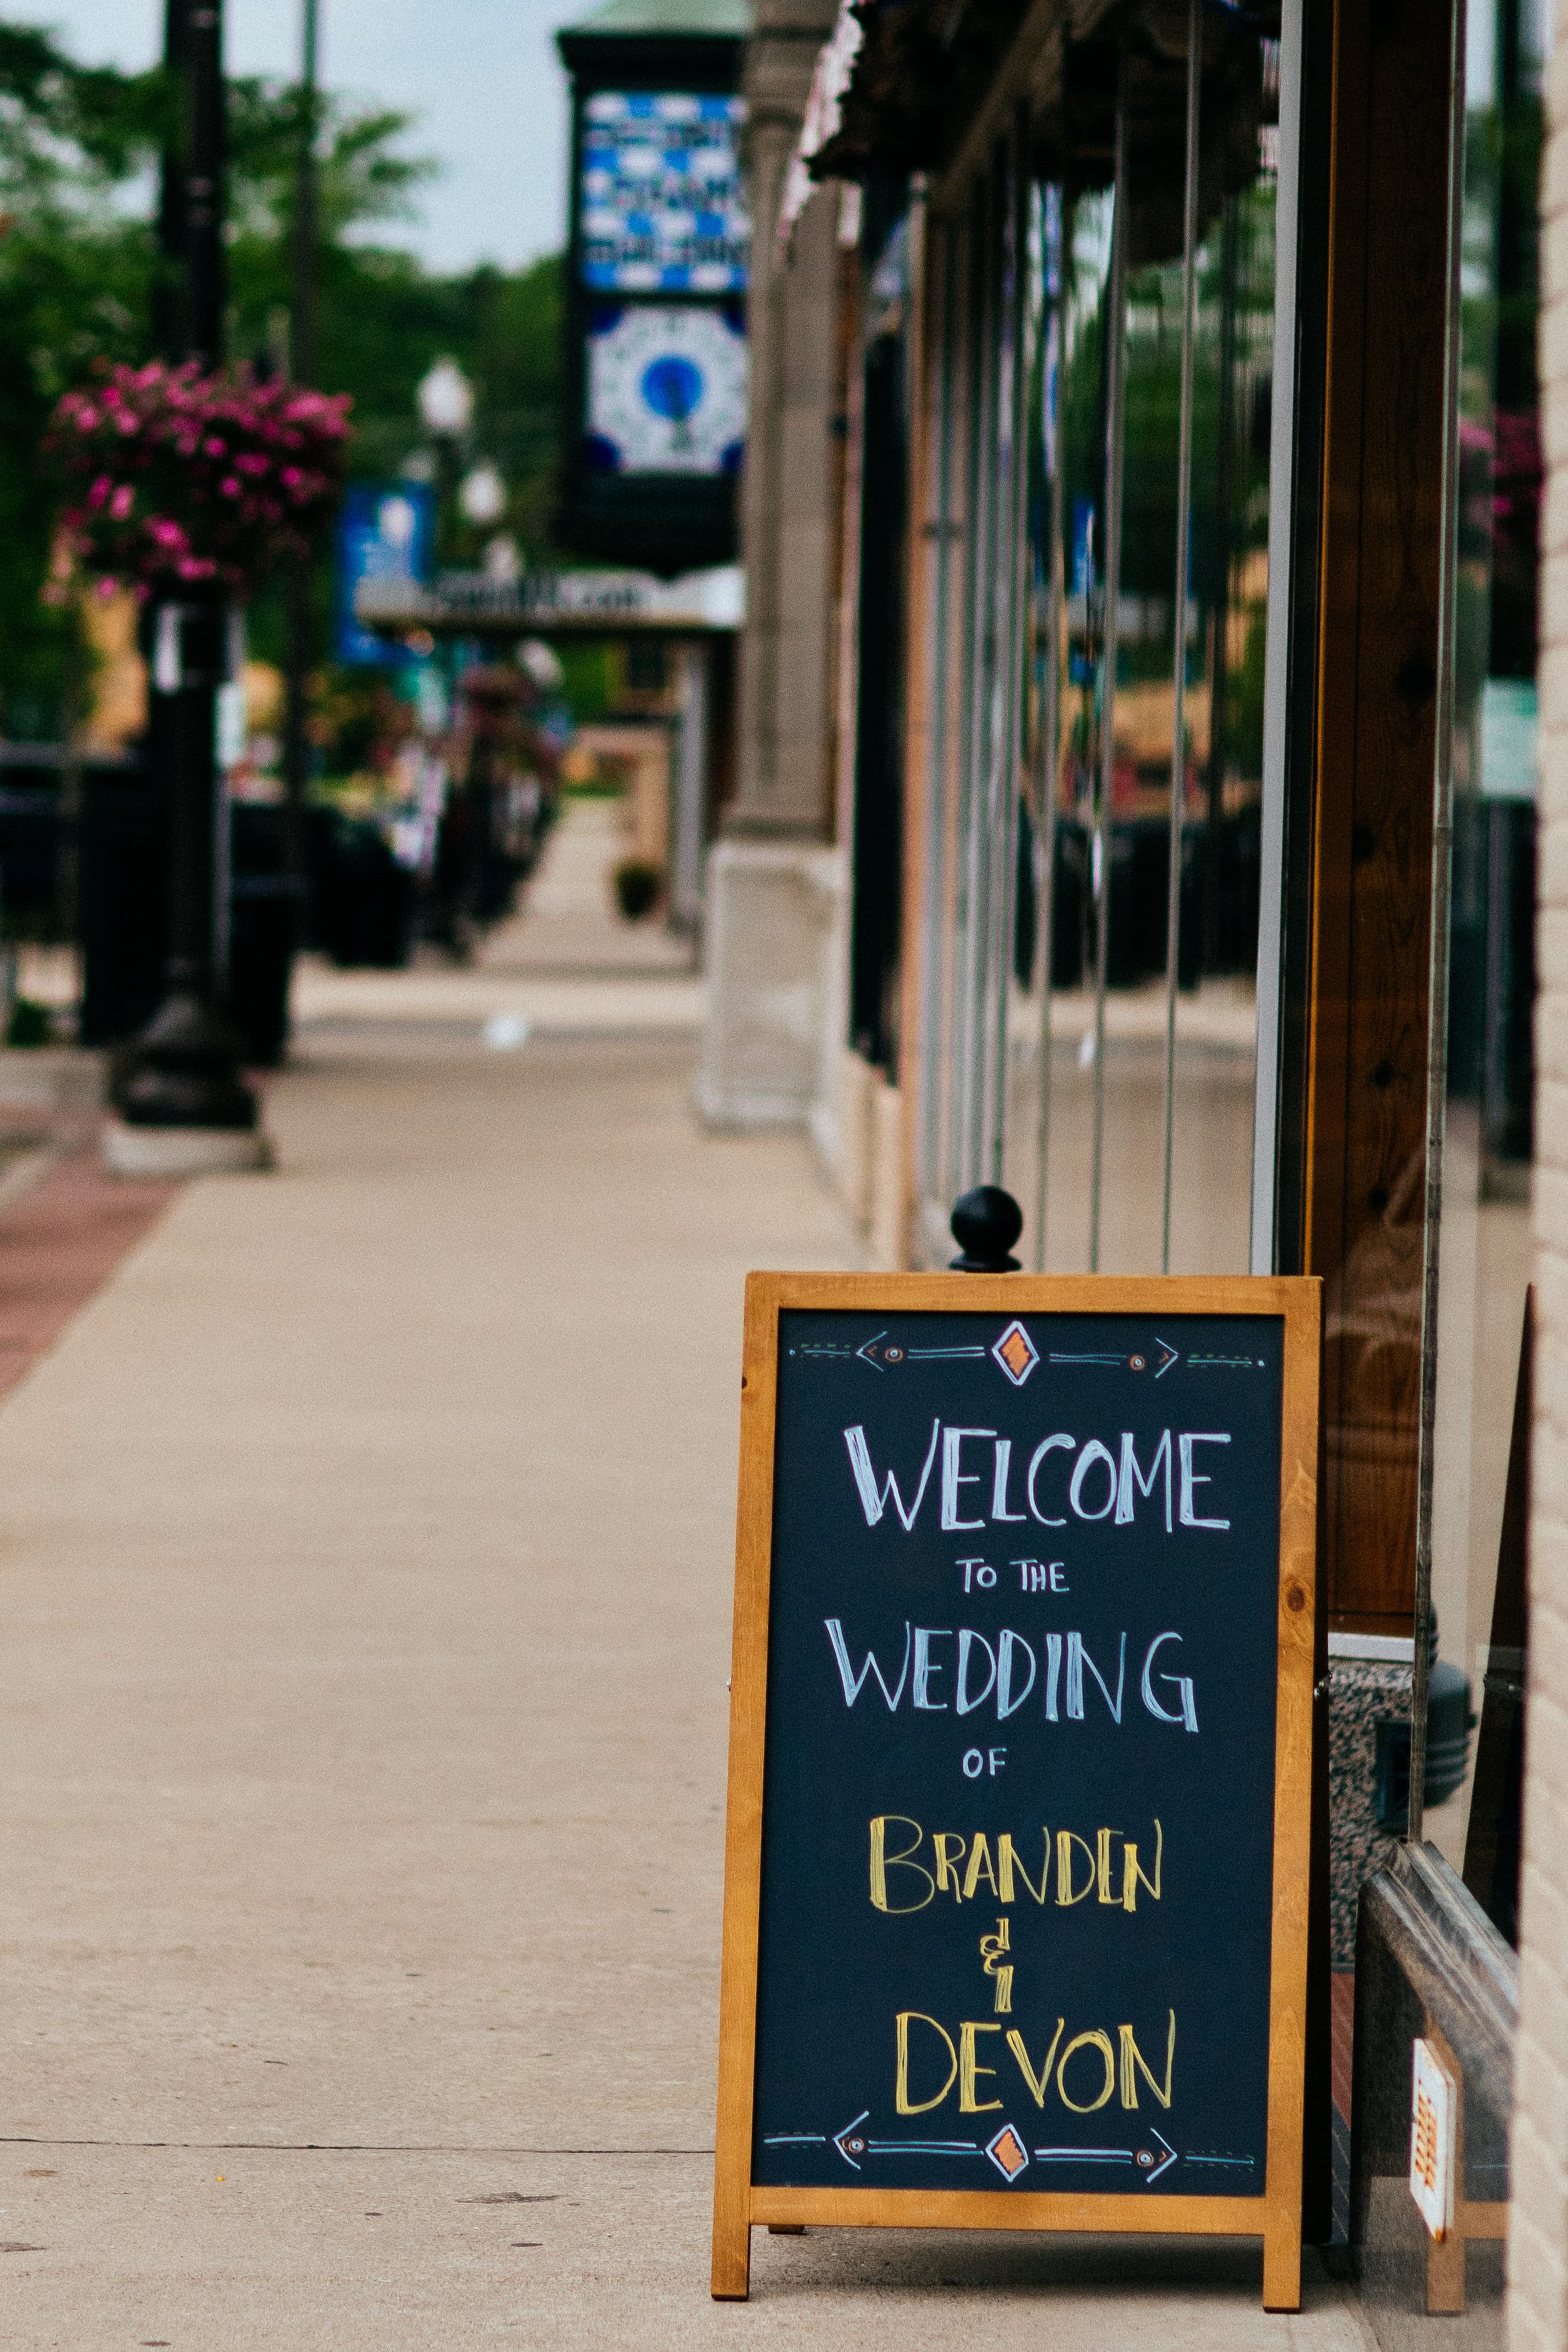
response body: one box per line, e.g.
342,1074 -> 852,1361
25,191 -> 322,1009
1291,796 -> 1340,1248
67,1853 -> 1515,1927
109,0 -> 267,1169
459,462 -> 507,532
417,357 -> 474,566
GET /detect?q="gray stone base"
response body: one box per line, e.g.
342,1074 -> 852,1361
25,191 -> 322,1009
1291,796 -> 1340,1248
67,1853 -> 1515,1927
103,1120 -> 274,1178
1329,1636 -> 1415,1966
694,840 -> 846,1132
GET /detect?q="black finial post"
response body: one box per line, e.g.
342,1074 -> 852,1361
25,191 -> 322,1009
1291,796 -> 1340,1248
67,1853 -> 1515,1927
950,1186 -> 1023,1272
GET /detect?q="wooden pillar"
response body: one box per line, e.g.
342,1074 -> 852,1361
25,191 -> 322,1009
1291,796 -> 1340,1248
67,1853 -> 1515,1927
1304,0 -> 1456,1630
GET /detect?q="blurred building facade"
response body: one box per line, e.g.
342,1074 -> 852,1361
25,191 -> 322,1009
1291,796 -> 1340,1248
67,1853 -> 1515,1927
722,0 -> 1567,2334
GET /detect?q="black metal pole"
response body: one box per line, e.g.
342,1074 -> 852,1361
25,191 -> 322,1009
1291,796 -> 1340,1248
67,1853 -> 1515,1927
153,0 -> 188,359
278,0 -> 320,1036
182,0 -> 225,369
282,0 -> 318,811
120,0 -> 257,1134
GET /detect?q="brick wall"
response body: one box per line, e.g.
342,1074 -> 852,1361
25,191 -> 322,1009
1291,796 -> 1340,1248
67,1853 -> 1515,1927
1512,3 -> 1568,2338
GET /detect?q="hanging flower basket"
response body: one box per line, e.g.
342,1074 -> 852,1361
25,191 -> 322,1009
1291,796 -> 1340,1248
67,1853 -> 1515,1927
48,360 -> 352,602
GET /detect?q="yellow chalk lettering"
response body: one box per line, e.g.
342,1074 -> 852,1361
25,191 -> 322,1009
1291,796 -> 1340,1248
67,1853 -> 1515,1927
997,1831 -> 1049,1904
1096,1827 -> 1120,1904
1005,2018 -> 1066,2106
1056,2029 -> 1116,2113
1055,1829 -> 1096,1906
1118,2012 -> 1176,2110
958,2021 -> 1004,2112
1121,1818 -> 1164,1911
932,1833 -> 968,1901
962,1833 -> 999,1901
895,2012 -> 958,2114
870,1816 -> 935,1914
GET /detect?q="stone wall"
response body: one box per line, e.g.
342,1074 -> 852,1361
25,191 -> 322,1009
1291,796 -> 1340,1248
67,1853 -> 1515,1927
1512,3 -> 1568,2339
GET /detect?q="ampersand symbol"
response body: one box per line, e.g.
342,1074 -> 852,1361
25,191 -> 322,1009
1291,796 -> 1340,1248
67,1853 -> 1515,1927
979,1916 -> 1014,2015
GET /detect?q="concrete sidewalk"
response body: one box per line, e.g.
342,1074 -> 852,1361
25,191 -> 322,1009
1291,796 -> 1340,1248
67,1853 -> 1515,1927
0,1019 -> 1367,2347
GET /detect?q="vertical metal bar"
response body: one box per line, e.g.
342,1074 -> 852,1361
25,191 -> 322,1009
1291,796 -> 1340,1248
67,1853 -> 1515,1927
1250,0 -> 1305,1274
990,122 -> 1031,1183
977,152 -> 1007,1181
1034,192 -> 1064,1271
1409,0 -> 1470,1848
1090,27 -> 1130,1273
923,220 -> 959,1218
960,174 -> 1000,1190
985,149 -> 1011,1173
1161,0 -> 1203,1273
953,192 -> 985,1192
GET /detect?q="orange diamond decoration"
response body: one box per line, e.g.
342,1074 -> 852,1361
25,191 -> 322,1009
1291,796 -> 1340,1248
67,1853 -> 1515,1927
987,2123 -> 1030,2180
992,1320 -> 1039,1386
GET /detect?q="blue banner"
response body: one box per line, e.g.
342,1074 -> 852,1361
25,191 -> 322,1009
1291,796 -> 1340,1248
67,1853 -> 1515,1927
333,482 -> 436,666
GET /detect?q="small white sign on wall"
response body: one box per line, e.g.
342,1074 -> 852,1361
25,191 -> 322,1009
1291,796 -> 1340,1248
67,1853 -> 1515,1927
1411,2037 -> 1458,2240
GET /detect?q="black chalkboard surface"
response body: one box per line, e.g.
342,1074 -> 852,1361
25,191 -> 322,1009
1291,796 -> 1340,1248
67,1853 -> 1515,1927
713,1273 -> 1320,2313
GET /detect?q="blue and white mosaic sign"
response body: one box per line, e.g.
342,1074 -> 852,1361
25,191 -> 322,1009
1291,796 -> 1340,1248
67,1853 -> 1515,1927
587,302 -> 746,476
580,91 -> 749,295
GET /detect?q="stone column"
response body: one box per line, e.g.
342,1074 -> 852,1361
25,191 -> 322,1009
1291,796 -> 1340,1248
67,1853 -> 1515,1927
695,0 -> 848,1130
1512,1 -> 1568,2338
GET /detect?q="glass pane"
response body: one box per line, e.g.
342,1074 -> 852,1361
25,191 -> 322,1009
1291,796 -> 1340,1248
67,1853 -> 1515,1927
1422,0 -> 1542,1934
1167,21 -> 1279,1275
1088,25 -> 1192,1277
1006,177 -> 1115,1269
1005,5 -> 1278,1275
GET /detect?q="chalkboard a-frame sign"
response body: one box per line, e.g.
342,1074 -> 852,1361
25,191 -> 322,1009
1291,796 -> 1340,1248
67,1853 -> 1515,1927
712,1272 -> 1320,2313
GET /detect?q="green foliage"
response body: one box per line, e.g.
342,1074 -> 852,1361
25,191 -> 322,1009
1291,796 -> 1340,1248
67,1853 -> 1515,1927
0,17 -> 564,734
5,993 -> 50,1045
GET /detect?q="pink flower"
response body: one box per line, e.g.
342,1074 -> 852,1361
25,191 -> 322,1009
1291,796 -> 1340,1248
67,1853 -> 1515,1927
87,476 -> 112,510
108,485 -> 134,520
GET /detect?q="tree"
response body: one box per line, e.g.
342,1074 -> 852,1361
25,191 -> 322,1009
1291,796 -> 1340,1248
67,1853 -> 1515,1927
0,20 -> 564,734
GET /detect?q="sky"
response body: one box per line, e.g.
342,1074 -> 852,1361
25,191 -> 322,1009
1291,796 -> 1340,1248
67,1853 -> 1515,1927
5,0 -> 596,272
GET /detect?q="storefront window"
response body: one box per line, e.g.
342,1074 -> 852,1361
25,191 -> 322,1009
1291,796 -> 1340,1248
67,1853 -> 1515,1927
913,1 -> 1282,1273
1418,0 -> 1543,1936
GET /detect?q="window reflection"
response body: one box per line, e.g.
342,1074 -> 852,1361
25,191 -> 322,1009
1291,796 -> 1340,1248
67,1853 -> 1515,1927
994,2 -> 1279,1275
1423,0 -> 1542,1935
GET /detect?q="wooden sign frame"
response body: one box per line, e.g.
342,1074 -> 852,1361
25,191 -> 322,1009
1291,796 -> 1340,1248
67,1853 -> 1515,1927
711,1271 -> 1320,2312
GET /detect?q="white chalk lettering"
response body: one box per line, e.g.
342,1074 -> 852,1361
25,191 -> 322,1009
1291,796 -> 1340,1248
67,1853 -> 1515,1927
1116,1429 -> 1173,1533
990,1439 -> 1028,1522
996,1627 -> 1037,1718
1066,1629 -> 1126,1722
1178,1433 -> 1232,1529
843,1418 -> 941,1529
913,1627 -> 953,1708
1141,1630 -> 1200,1731
825,1617 -> 913,1708
1070,1440 -> 1119,1522
941,1428 -> 994,1531
1026,1434 -> 1073,1526
956,1629 -> 998,1715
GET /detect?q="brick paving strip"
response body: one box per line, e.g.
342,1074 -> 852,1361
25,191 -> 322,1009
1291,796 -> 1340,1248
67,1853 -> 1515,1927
0,1134 -> 179,1404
